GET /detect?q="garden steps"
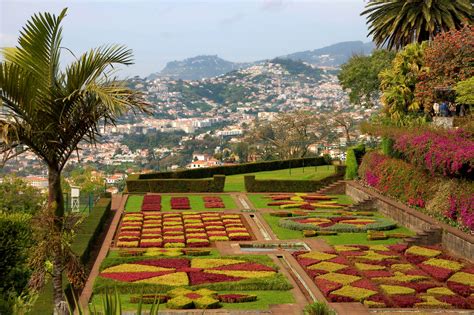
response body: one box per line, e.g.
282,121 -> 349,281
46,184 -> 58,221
404,226 -> 443,246
315,180 -> 347,195
344,197 -> 375,212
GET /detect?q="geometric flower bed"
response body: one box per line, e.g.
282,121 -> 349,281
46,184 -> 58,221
204,196 -> 225,209
266,193 -> 346,210
293,245 -> 474,309
141,194 -> 161,211
98,257 -> 280,288
116,212 -> 252,248
279,215 -> 397,232
171,197 -> 191,210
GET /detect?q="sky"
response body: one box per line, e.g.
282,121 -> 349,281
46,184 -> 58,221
0,0 -> 370,77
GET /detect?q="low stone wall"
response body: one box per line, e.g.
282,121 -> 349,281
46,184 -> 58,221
345,181 -> 474,261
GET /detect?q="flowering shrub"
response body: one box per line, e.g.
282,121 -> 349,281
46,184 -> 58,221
359,151 -> 474,232
393,129 -> 474,177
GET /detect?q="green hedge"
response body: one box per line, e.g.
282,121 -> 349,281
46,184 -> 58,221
278,215 -> 397,232
29,198 -> 112,315
244,166 -> 345,192
345,144 -> 366,180
126,175 -> 225,193
134,157 -> 327,180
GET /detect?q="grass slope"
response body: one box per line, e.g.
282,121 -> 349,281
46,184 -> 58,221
224,165 -> 335,192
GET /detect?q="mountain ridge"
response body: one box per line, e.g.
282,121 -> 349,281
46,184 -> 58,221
147,41 -> 374,80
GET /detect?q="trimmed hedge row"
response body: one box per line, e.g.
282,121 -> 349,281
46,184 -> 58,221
278,215 -> 397,232
134,157 -> 327,180
30,198 -> 112,315
244,166 -> 345,192
126,175 -> 225,193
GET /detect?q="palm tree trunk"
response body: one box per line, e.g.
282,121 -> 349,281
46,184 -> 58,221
48,166 -> 68,315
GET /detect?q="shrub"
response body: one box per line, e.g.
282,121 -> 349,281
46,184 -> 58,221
345,149 -> 358,179
126,175 -> 226,193
304,301 -> 336,315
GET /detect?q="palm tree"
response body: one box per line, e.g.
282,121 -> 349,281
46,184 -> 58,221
361,0 -> 473,50
0,8 -> 145,314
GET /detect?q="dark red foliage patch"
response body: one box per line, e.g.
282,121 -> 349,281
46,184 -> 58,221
352,279 -> 379,291
388,244 -> 408,253
307,269 -> 328,278
188,271 -> 243,285
338,267 -> 359,276
405,254 -> 427,265
210,262 -> 274,272
403,281 -> 438,293
390,295 -> 423,308
328,256 -> 349,265
328,294 -> 354,302
314,278 -> 342,296
297,258 -> 320,267
447,281 -> 472,297
100,271 -> 173,282
362,270 -> 394,278
418,264 -> 453,281
437,295 -> 470,309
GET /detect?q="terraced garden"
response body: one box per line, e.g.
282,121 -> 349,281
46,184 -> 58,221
83,187 -> 471,313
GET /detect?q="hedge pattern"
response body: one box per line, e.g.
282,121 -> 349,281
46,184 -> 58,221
126,175 -> 225,193
135,157 -> 327,180
244,166 -> 345,192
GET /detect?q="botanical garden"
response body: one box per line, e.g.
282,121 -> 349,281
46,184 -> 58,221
0,1 -> 473,315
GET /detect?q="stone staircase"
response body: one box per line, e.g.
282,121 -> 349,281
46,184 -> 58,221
404,226 -> 443,246
316,180 -> 346,195
344,197 -> 375,212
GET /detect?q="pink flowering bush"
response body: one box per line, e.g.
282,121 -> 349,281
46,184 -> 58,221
359,151 -> 474,233
393,129 -> 474,178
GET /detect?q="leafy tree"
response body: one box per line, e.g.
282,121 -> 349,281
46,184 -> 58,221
415,25 -> 474,110
0,213 -> 32,315
362,0 -> 473,50
0,175 -> 44,214
0,9 -> 145,314
338,50 -> 395,106
379,43 -> 427,121
455,77 -> 474,105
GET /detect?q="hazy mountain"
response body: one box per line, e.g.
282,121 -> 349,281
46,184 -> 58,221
147,41 -> 375,80
282,41 -> 375,67
148,55 -> 252,81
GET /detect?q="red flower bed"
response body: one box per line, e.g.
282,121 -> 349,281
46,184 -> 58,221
135,258 -> 190,269
116,212 -> 251,248
142,194 -> 162,211
171,197 -> 190,210
314,278 -> 342,296
188,271 -> 243,285
211,262 -> 275,272
418,264 -> 453,281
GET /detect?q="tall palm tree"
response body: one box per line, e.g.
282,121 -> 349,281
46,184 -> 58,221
362,0 -> 473,50
0,8 -> 145,314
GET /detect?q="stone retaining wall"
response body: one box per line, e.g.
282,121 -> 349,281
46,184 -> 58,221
345,181 -> 474,261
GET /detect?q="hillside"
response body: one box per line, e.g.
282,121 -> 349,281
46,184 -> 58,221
282,41 -> 375,67
147,41 -> 374,80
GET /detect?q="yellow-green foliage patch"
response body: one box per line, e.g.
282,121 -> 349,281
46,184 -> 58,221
414,296 -> 451,309
354,263 -> 386,271
316,273 -> 361,285
299,252 -> 337,261
331,286 -> 377,301
390,264 -> 413,272
423,258 -> 464,271
308,262 -> 347,272
426,287 -> 456,296
405,246 -> 441,258
448,272 -> 474,286
380,285 -> 415,295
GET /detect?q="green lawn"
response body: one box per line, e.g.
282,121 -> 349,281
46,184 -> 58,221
124,195 -> 144,212
124,194 -> 237,212
90,290 -> 294,311
249,194 -> 353,210
224,165 -> 336,192
262,212 -> 415,245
